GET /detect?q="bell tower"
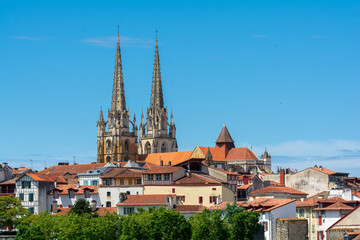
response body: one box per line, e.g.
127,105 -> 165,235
138,36 -> 177,154
97,33 -> 137,163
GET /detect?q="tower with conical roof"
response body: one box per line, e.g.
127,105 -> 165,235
97,33 -> 138,163
138,36 -> 177,154
261,147 -> 272,171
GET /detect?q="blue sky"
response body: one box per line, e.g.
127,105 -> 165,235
0,0 -> 359,176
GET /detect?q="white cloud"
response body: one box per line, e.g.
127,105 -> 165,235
81,36 -> 154,48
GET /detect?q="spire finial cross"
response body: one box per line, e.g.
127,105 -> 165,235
117,24 -> 120,36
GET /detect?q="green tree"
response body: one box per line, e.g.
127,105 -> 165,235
0,195 -> 29,230
225,203 -> 261,240
190,209 -> 229,240
148,208 -> 191,240
69,198 -> 93,215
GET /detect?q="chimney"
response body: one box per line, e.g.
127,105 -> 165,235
91,200 -> 97,211
160,160 -> 163,167
168,161 -> 171,166
280,169 -> 285,186
52,201 -> 58,214
301,197 -> 305,202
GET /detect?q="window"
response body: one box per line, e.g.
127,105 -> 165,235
83,180 -> 88,185
161,143 -> 167,153
164,174 -> 170,181
126,191 -> 130,195
84,190 -> 90,198
54,191 -> 59,199
119,179 -> 124,185
107,192 -> 111,197
29,207 -> 34,214
209,196 -> 216,204
136,179 -> 141,185
199,196 -> 203,204
178,196 -> 185,202
145,142 -> 151,154
107,140 -> 111,150
124,207 -> 134,215
19,193 -> 24,201
69,190 -> 75,198
22,181 -> 31,189
124,140 -> 130,153
128,179 -> 133,185
103,179 -> 112,186
172,188 -> 175,193
299,209 -> 304,218
148,174 -> 154,181
29,193 -> 34,202
156,174 -> 162,181
106,201 -> 111,207
92,180 -> 98,186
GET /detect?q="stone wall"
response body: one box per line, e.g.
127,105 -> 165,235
277,218 -> 308,240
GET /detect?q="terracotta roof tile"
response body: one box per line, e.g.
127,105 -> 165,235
296,199 -> 320,207
144,166 -> 183,174
143,151 -> 193,166
101,168 -> 143,178
314,202 -> 354,211
243,198 -> 296,212
226,148 -> 259,161
199,147 -> 225,161
26,173 -> 67,183
237,184 -> 253,190
174,205 -> 206,213
13,167 -> 30,175
312,167 -> 336,175
208,201 -> 246,210
95,207 -> 117,216
38,163 -> 107,176
215,125 -> 234,143
116,194 -> 171,206
250,186 -> 307,196
175,173 -> 221,185
50,184 -> 98,195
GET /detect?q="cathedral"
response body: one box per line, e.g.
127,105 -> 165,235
97,34 -> 177,163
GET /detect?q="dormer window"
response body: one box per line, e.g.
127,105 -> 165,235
54,190 -> 59,199
84,190 -> 90,198
69,190 -> 74,198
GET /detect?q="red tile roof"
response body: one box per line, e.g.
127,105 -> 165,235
50,185 -> 98,195
144,166 -> 183,174
250,186 -> 307,196
175,173 -> 222,185
225,148 -> 259,161
314,202 -> 354,211
38,163 -> 107,176
243,198 -> 296,212
116,194 -> 171,206
208,201 -> 246,210
26,173 -> 67,183
142,151 -> 193,166
237,184 -> 253,190
13,167 -> 30,175
174,205 -> 206,213
54,207 -> 116,216
296,199 -> 320,207
312,167 -> 336,175
101,168 -> 143,178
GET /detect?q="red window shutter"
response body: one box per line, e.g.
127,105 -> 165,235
265,222 -> 268,231
209,196 -> 213,203
318,216 -> 322,226
199,196 -> 203,204
172,188 -> 175,193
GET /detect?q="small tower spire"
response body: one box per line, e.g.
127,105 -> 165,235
98,107 -> 104,124
171,109 -> 174,124
150,32 -> 164,109
111,30 -> 126,112
141,109 -> 144,124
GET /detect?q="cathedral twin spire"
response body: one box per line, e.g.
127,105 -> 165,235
111,34 -> 126,112
150,38 -> 164,110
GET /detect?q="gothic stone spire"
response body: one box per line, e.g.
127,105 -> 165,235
150,37 -> 164,110
98,107 -> 104,124
111,34 -> 126,112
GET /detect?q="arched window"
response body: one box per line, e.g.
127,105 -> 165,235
145,142 -> 151,154
106,140 -> 111,151
161,142 -> 167,153
124,140 -> 130,153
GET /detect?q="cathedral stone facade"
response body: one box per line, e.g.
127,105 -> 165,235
97,35 -> 138,163
97,35 -> 177,163
138,38 -> 177,154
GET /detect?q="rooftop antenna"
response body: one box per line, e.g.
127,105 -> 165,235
30,159 -> 33,169
44,159 -> 47,169
73,156 -> 76,165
